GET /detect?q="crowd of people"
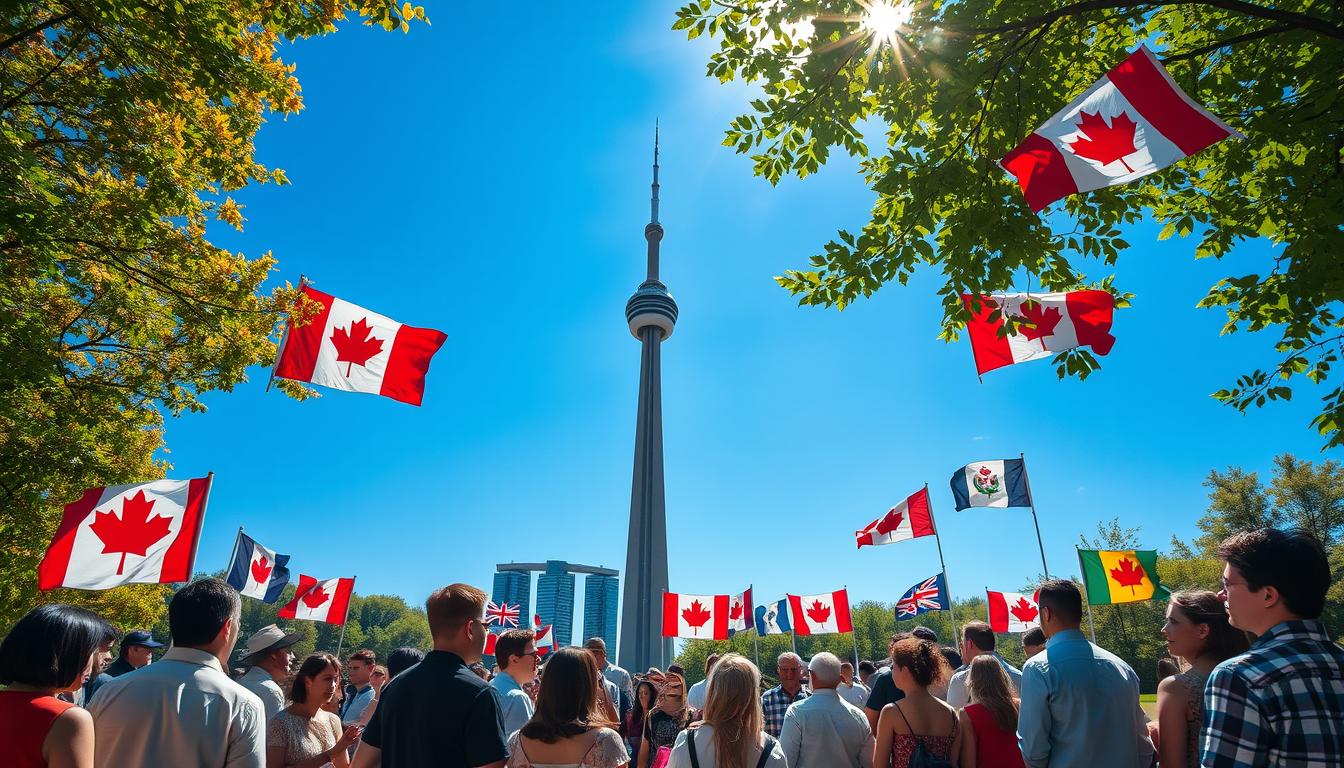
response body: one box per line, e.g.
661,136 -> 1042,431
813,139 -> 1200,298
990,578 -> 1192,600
1,527 -> 1341,767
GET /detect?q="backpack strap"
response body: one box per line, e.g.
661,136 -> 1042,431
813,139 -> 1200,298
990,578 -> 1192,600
687,729 -> 701,768
755,735 -> 777,768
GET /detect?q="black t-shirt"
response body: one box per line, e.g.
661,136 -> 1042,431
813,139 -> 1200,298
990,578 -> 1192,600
362,650 -> 508,768
864,668 -> 906,712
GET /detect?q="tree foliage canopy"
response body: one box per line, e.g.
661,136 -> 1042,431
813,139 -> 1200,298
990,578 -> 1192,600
673,0 -> 1344,443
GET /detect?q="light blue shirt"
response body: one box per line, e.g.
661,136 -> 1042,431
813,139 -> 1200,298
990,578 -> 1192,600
946,652 -> 1023,708
777,688 -> 873,768
340,683 -> 375,726
1017,629 -> 1154,768
490,670 -> 535,738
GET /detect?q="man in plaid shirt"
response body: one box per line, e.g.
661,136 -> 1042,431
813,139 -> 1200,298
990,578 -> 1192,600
761,651 -> 809,737
1203,528 -> 1344,767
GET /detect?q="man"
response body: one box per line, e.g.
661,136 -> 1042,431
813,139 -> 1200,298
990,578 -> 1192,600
1203,528 -> 1344,767
236,624 -> 301,722
687,652 -> 720,712
778,653 -> 873,768
1017,578 -> 1153,768
863,633 -> 911,731
490,629 -> 539,737
354,583 -> 507,768
837,661 -> 868,708
856,660 -> 876,688
1021,626 -> 1046,659
762,652 -> 809,737
946,621 -> 1022,708
583,637 -> 630,725
341,649 -> 378,727
88,578 -> 265,768
84,629 -> 164,701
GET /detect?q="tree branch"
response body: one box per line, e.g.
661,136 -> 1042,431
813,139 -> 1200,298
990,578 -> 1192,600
1161,23 -> 1295,61
966,1 -> 1344,42
0,11 -> 74,54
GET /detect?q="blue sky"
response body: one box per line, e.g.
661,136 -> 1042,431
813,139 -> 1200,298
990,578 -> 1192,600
165,3 -> 1335,636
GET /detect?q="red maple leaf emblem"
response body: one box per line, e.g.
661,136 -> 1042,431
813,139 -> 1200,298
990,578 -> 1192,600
301,582 -> 331,609
251,556 -> 273,583
88,490 -> 173,575
875,508 -> 905,536
681,600 -> 712,634
1109,557 -> 1148,594
1018,300 -> 1062,345
729,600 -> 743,621
1066,111 -> 1139,172
806,599 -> 831,625
330,317 -> 385,377
1010,597 -> 1039,623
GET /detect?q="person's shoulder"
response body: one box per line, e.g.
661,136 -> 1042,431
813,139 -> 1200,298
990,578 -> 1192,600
1157,672 -> 1191,698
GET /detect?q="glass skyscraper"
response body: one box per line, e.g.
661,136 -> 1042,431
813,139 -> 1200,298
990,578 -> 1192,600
535,560 -> 575,648
491,570 -> 531,626
491,561 -> 619,656
583,574 -> 619,652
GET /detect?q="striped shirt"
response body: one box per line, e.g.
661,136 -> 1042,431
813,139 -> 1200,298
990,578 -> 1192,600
1201,619 -> 1344,767
761,685 -> 809,738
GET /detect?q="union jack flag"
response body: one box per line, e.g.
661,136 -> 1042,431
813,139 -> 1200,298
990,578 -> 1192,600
485,600 -> 520,627
895,572 -> 949,618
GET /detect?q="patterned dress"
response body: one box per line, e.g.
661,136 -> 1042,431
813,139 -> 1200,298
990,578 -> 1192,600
266,708 -> 343,766
1174,667 -> 1209,768
888,703 -> 958,768
506,728 -> 630,768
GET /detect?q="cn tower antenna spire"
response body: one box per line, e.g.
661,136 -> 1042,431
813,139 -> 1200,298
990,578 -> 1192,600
651,119 -> 660,226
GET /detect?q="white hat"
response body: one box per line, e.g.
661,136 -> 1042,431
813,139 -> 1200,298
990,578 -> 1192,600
239,624 -> 302,664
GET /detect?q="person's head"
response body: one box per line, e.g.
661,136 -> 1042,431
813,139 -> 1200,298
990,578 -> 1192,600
1036,579 -> 1084,636
961,621 -> 996,661
371,664 -> 389,692
704,652 -> 722,677
776,651 -> 803,690
169,578 -> 242,662
495,628 -> 539,684
889,637 -> 951,694
967,654 -> 1018,732
118,629 -> 164,669
425,583 -> 489,660
520,646 -> 610,742
387,646 -> 424,679
940,645 -> 963,671
1021,626 -> 1046,658
583,636 -> 610,670
469,662 -> 491,681
0,604 -> 116,692
857,660 -> 876,685
633,678 -> 658,716
840,661 -> 854,684
1163,590 -> 1251,663
1217,527 -> 1332,635
240,624 -> 300,678
291,653 -> 342,707
699,654 -> 764,768
1156,657 -> 1181,683
807,652 -> 842,690
347,649 -> 376,687
658,670 -> 688,711
911,626 -> 939,644
886,632 -> 912,659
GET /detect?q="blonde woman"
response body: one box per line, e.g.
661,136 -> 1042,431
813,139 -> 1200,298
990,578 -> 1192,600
666,654 -> 787,768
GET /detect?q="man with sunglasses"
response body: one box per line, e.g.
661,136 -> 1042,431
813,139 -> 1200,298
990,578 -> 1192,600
491,629 -> 540,738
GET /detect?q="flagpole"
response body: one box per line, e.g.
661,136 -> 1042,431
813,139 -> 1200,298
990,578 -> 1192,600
266,274 -> 304,393
928,484 -> 961,645
227,526 -> 243,575
1020,453 -> 1051,578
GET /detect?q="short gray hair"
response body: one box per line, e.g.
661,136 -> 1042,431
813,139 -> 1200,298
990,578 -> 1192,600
776,651 -> 803,668
808,652 -> 842,684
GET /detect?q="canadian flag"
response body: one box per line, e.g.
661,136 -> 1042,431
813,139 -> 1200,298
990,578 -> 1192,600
962,291 -> 1115,375
278,574 -> 355,624
1001,45 -> 1241,212
727,587 -> 754,636
856,487 -> 937,548
662,593 -> 730,640
275,285 -> 447,406
38,477 -> 211,591
789,589 -> 852,636
987,589 -> 1041,633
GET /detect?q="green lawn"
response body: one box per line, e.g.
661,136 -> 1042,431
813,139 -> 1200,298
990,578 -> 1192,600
1140,693 -> 1158,720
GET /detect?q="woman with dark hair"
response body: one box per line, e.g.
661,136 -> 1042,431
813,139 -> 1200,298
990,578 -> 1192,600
874,637 -> 962,768
506,646 -> 627,767
1153,590 -> 1250,768
957,655 -> 1024,768
638,670 -> 689,768
385,646 -> 424,680
266,653 -> 361,768
0,604 -> 116,768
625,679 -> 657,759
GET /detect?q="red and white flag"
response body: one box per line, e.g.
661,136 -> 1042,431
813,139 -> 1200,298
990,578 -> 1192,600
533,615 -> 556,657
987,589 -> 1041,633
1001,45 -> 1240,212
278,574 -> 355,624
274,285 -> 447,406
38,477 -> 212,591
962,291 -> 1115,375
856,488 -> 937,548
662,592 -> 730,640
789,589 -> 852,636
727,587 -> 754,635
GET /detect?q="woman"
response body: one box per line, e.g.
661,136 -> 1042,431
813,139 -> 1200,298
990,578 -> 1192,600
505,646 -> 626,767
666,654 -> 787,768
0,604 -> 115,768
874,637 -> 961,768
625,679 -> 658,759
956,656 -> 1024,768
637,670 -> 689,768
1154,590 -> 1249,768
267,653 -> 361,768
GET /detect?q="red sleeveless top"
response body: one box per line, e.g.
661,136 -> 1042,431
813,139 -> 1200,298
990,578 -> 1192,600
965,703 -> 1025,768
0,690 -> 76,767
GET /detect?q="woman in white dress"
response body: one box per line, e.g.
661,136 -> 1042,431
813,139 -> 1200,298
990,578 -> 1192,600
666,654 -> 787,768
506,646 -> 628,768
267,653 -> 361,768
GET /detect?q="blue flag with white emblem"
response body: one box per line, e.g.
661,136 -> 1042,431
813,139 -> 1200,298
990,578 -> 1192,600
950,458 -> 1032,510
754,597 -> 792,635
225,530 -> 291,603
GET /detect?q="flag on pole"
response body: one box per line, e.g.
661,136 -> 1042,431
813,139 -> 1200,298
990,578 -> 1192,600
856,487 -> 937,548
274,285 -> 447,406
38,477 -> 212,591
278,575 -> 355,624
754,598 -> 792,636
789,589 -> 852,635
950,459 -> 1031,510
485,601 -> 521,628
224,530 -> 291,603
1000,45 -> 1241,212
986,589 -> 1040,633
662,593 -> 731,640
533,615 -> 556,657
961,292 -> 1116,375
896,573 -> 950,619
728,587 -> 754,636
1077,549 -> 1171,605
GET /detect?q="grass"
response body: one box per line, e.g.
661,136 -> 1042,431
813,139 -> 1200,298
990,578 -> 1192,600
1140,693 -> 1158,720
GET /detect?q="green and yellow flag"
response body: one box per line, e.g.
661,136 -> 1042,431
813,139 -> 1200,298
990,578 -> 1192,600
1077,549 -> 1171,605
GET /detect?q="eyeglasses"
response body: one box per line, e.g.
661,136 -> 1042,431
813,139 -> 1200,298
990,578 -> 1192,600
1220,577 -> 1249,591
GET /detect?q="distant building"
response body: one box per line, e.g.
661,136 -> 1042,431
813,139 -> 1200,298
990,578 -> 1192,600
584,573 -> 619,653
491,570 -> 531,626
494,561 -> 620,654
536,561 -> 575,648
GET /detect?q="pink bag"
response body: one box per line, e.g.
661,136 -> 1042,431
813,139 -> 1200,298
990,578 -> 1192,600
651,746 -> 672,768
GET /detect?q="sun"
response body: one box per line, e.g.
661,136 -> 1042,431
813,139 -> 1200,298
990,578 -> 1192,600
861,0 -> 914,49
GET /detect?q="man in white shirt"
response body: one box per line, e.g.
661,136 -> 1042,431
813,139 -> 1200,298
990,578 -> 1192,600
489,629 -> 539,737
836,661 -> 869,708
235,624 -> 301,722
778,653 -> 873,768
687,652 -> 721,712
946,621 -> 1022,708
88,578 -> 265,768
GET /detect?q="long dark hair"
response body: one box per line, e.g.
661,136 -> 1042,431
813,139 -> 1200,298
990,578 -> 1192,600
291,653 -> 342,704
0,604 -> 116,689
521,646 -> 613,742
1169,590 -> 1251,663
631,679 -> 658,724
